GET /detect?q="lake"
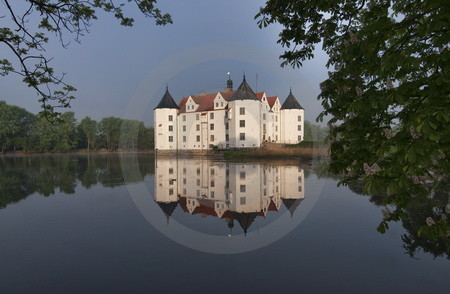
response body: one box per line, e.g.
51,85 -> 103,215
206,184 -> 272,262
0,154 -> 448,293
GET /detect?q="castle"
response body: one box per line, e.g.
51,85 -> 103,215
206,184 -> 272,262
154,76 -> 304,150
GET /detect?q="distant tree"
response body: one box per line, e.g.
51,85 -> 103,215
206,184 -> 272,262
79,117 -> 98,151
99,116 -> 122,151
304,121 -> 328,142
0,0 -> 172,120
0,101 -> 37,152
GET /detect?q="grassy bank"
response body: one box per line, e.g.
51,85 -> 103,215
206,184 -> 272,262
223,145 -> 328,161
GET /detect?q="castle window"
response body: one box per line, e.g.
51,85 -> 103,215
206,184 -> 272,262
225,122 -> 229,130
197,179 -> 200,186
183,168 -> 187,174
298,135 -> 302,141
298,186 -> 302,192
196,135 -> 200,142
221,102 -> 224,107
275,115 -> 278,122
183,178 -> 186,185
215,102 -> 218,108
298,125 -> 302,131
240,171 -> 245,180
239,107 -> 245,115
197,168 -> 200,175
168,115 -> 173,121
276,135 -> 278,141
183,115 -> 186,122
240,197 -> 246,204
225,134 -> 229,141
263,124 -> 266,133
169,188 -> 173,195
196,124 -> 200,131
298,115 -> 301,121
183,188 -> 186,194
211,168 -> 214,175
275,125 -> 278,132
169,179 -> 174,185
183,136 -> 186,142
210,112 -> 214,119
240,185 -> 246,193
168,125 -> 173,132
298,176 -> 302,183
210,135 -> 214,141
210,180 -> 215,187
197,190 -> 200,196
239,120 -> 245,127
239,133 -> 245,140
210,123 -> 214,130
263,113 -> 266,120
183,125 -> 186,132
169,168 -> 173,174
211,191 -> 215,198
196,114 -> 199,120
168,136 -> 173,142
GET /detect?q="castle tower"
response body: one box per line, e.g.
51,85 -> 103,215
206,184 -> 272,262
154,86 -> 179,150
280,89 -> 304,144
228,76 -> 261,148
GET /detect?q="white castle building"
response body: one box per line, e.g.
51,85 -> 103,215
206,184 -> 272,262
154,157 -> 305,234
154,76 -> 305,150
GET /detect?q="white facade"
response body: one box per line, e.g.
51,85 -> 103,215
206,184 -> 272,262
154,78 -> 305,150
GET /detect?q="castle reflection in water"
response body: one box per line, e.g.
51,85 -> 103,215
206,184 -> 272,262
154,157 -> 305,234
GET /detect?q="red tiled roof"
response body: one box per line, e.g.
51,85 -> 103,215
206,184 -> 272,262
178,97 -> 189,113
177,90 -> 267,114
267,96 -> 278,108
219,91 -> 236,101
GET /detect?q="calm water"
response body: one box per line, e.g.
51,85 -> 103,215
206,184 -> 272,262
0,154 -> 448,293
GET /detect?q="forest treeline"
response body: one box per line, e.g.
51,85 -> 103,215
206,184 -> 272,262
0,101 -> 154,153
1,101 -> 327,153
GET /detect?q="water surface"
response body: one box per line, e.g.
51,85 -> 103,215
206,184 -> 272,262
0,154 -> 448,293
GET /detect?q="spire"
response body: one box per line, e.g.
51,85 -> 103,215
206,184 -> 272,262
226,72 -> 233,90
229,76 -> 259,102
156,201 -> 179,223
154,86 -> 179,109
282,198 -> 304,217
281,89 -> 304,110
232,211 -> 259,235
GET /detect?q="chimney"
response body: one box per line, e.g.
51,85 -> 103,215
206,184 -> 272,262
199,91 -> 206,96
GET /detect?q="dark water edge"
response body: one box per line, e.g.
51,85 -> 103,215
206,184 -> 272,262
0,154 -> 448,293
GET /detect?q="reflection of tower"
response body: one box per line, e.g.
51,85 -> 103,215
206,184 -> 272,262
154,156 -> 179,221
280,166 -> 305,217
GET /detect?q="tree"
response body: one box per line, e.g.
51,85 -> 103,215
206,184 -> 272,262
99,116 -> 122,151
256,1 -> 449,235
79,116 -> 98,151
0,0 -> 172,120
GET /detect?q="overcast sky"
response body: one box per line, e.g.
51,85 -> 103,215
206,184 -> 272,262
0,0 -> 329,126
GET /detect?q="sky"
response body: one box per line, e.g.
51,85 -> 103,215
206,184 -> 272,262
0,0 -> 329,126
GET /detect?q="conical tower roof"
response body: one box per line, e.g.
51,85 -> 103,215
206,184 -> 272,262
232,211 -> 259,235
282,198 -> 304,217
155,86 -> 179,109
281,89 -> 304,110
229,76 -> 259,102
156,201 -> 179,222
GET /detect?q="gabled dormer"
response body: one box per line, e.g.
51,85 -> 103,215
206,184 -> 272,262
214,93 -> 228,110
185,96 -> 198,112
